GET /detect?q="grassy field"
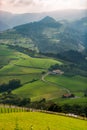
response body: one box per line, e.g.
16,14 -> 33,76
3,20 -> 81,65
0,45 -> 64,101
15,57 -> 62,69
0,74 -> 41,84
0,105 -> 26,114
53,97 -> 87,105
0,112 -> 87,130
45,74 -> 87,104
0,44 -> 61,83
45,75 -> 87,92
13,80 -> 65,100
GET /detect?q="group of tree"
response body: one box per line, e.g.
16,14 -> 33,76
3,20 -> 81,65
0,91 -> 30,107
8,45 -> 37,57
0,79 -> 21,93
48,103 -> 87,117
49,62 -> 87,77
0,92 -> 87,117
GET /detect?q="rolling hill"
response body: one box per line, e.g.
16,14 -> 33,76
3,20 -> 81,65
0,44 -> 64,101
0,44 -> 86,102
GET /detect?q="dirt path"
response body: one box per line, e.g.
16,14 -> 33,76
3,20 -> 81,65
41,72 -> 71,94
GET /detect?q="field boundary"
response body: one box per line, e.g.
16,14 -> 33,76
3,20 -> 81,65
0,104 -> 86,120
41,72 -> 71,94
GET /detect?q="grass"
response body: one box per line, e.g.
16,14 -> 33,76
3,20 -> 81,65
0,45 -> 64,101
13,80 -> 64,100
0,112 -> 87,130
0,44 -> 87,105
0,106 -> 25,114
53,97 -> 87,105
15,56 -> 62,69
0,74 -> 41,84
45,75 -> 87,92
0,64 -> 44,75
45,74 -> 87,105
0,44 -> 61,83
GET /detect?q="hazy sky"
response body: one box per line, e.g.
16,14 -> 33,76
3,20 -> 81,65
0,0 -> 87,13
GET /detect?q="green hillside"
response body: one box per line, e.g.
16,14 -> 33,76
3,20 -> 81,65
0,44 -> 87,103
0,112 -> 87,130
45,75 -> 87,92
13,80 -> 64,100
45,75 -> 87,105
13,74 -> 87,101
0,45 -> 64,101
0,44 -> 61,76
0,44 -> 87,105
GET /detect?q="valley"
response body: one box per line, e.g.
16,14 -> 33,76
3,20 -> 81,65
0,12 -> 87,130
0,44 -> 86,105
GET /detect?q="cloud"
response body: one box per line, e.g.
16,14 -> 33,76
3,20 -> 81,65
0,0 -> 35,6
0,1 -> 2,6
8,0 -> 35,6
0,0 -> 87,13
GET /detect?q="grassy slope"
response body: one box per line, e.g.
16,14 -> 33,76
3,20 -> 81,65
53,97 -> 87,105
0,112 -> 87,130
0,45 -> 64,101
13,80 -> 64,100
0,45 -> 61,82
0,45 -> 87,104
45,75 -> 87,105
46,75 -> 87,92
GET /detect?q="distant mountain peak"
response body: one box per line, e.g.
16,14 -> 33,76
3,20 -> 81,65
39,16 -> 56,23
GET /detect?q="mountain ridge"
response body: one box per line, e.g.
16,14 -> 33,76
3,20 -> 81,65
0,16 -> 87,54
0,9 -> 87,28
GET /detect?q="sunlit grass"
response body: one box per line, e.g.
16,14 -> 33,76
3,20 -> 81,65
0,112 -> 87,130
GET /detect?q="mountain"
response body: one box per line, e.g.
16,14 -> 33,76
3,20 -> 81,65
0,21 -> 9,31
0,16 -> 87,54
70,17 -> 87,48
0,9 -> 87,28
39,16 -> 57,23
0,10 -> 13,28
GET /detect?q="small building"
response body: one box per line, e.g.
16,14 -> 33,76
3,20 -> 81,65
62,93 -> 75,98
51,69 -> 64,75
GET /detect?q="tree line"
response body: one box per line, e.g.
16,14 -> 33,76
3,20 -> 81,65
0,92 -> 87,117
0,79 -> 21,93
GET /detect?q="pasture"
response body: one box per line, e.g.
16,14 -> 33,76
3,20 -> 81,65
45,75 -> 87,92
0,44 -> 61,84
45,74 -> 87,104
0,45 -> 64,101
13,80 -> 65,100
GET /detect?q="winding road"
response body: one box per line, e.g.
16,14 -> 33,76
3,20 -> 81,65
41,72 -> 71,94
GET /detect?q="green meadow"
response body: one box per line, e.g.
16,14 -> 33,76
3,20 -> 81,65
13,80 -> 64,100
45,75 -> 87,104
0,44 -> 61,80
0,112 -> 87,130
0,45 -> 64,101
53,97 -> 87,105
45,75 -> 87,91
